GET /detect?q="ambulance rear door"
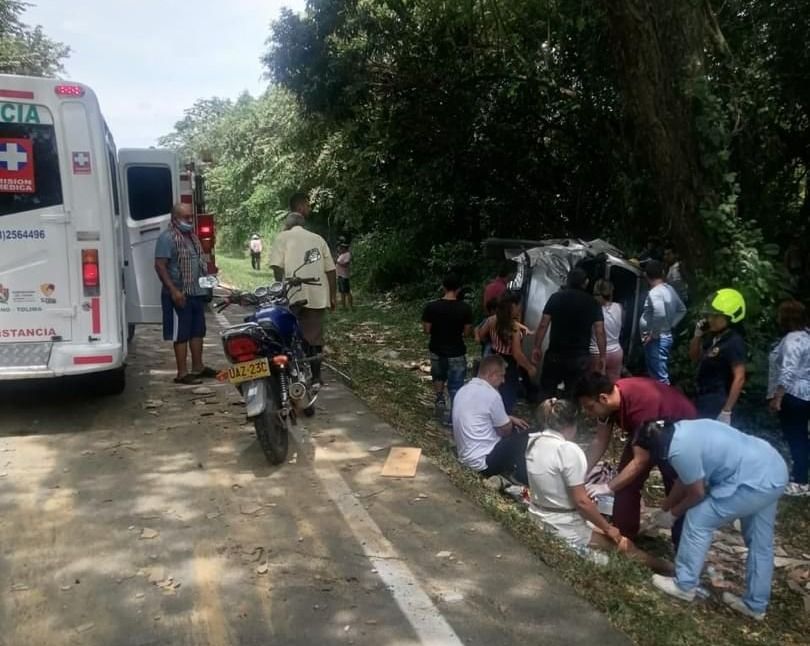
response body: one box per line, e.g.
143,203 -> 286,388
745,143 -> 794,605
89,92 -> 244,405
119,148 -> 177,325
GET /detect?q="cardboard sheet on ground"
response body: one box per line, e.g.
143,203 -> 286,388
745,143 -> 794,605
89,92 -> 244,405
381,447 -> 421,477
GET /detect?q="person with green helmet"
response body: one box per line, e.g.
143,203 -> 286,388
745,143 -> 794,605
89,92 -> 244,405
688,289 -> 747,424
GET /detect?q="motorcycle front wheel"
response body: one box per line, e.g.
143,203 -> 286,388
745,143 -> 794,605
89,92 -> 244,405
253,379 -> 289,465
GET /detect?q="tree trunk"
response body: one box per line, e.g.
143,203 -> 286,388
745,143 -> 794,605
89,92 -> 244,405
600,0 -> 710,270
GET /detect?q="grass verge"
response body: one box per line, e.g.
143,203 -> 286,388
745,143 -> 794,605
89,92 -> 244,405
219,253 -> 810,645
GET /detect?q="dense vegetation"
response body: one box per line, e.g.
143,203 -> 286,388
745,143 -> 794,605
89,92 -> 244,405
163,1 -> 807,300
0,0 -> 69,76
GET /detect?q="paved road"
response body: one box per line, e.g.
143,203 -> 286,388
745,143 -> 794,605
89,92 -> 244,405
0,311 -> 630,645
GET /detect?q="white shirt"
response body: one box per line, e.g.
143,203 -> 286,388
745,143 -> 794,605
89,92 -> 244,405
666,262 -> 688,302
639,282 -> 686,337
768,329 -> 810,401
526,430 -> 587,514
268,226 -> 336,310
590,302 -> 622,354
452,378 -> 510,471
249,238 -> 263,253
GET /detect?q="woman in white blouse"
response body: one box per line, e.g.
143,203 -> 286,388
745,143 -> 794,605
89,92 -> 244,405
768,299 -> 810,492
591,279 -> 623,381
525,398 -> 672,572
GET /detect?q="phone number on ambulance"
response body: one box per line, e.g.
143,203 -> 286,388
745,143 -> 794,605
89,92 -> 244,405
0,229 -> 46,241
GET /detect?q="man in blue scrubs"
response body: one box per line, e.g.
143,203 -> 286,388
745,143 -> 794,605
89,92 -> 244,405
637,419 -> 788,620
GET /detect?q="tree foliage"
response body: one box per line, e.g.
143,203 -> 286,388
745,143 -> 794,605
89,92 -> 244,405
162,0 -> 809,314
0,0 -> 69,76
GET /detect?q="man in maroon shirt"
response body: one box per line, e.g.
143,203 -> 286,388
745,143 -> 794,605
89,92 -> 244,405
482,261 -> 516,314
574,373 -> 697,543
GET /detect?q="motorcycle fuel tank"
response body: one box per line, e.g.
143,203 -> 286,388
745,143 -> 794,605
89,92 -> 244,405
253,304 -> 300,345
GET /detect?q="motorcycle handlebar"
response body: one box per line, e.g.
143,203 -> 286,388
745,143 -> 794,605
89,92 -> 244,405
287,277 -> 320,287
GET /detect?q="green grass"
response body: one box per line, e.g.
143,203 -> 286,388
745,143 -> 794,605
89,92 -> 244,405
219,253 -> 810,645
216,251 -> 277,291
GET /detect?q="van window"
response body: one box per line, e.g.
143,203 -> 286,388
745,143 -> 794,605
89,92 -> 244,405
127,165 -> 172,221
107,149 -> 119,215
0,122 -> 63,217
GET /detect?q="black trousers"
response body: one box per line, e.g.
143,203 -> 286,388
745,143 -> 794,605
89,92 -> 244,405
250,251 -> 261,270
481,433 -> 529,485
780,393 -> 810,484
540,352 -> 590,399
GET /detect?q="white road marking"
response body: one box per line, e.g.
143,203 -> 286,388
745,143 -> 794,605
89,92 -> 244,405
313,452 -> 464,646
215,308 -> 464,645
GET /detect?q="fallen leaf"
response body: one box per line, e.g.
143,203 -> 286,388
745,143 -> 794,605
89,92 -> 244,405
75,623 -> 95,633
192,386 -> 214,395
11,583 -> 29,591
147,567 -> 167,584
140,528 -> 159,540
256,563 -> 269,575
775,557 -> 810,569
240,503 -> 262,515
435,551 -> 452,559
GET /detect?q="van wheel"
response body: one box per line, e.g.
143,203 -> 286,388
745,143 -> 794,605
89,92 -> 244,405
97,367 -> 126,396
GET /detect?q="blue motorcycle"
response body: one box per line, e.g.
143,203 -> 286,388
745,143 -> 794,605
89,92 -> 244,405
201,249 -> 322,464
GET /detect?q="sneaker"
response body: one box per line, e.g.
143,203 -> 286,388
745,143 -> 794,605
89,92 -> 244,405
483,475 -> 510,492
722,592 -> 765,621
651,575 -> 696,602
434,397 -> 446,422
784,482 -> 810,497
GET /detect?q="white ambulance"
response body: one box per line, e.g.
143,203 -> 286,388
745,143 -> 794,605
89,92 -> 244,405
0,74 -> 180,394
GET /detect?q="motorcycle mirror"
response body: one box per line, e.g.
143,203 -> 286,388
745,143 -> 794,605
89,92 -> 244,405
199,275 -> 219,289
304,248 -> 321,265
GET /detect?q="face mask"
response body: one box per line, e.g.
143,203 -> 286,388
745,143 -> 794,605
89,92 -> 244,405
177,221 -> 193,233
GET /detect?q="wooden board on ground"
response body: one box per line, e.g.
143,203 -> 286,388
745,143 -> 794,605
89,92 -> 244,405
380,447 -> 422,478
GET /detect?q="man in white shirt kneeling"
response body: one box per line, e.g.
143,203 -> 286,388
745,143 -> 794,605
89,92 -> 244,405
452,355 -> 531,483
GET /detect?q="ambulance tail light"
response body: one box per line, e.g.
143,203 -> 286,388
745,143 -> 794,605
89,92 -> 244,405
180,194 -> 193,204
55,84 -> 85,97
82,249 -> 100,296
197,214 -> 215,239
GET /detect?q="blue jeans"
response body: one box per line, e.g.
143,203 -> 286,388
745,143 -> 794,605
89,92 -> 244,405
644,333 -> 673,385
498,355 -> 520,415
429,353 -> 466,403
675,485 -> 784,613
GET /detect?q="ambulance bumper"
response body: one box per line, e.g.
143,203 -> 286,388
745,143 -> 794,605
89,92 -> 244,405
0,342 -> 125,379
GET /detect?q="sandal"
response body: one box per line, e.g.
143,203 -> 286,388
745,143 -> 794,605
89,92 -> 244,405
174,374 -> 203,385
192,366 -> 219,379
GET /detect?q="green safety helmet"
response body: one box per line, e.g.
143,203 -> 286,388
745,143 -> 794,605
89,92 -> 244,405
703,288 -> 746,323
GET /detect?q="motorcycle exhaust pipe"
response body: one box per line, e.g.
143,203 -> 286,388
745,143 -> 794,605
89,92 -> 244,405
289,381 -> 318,410
288,381 -> 307,401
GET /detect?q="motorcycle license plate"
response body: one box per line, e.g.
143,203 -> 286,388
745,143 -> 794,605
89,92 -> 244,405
227,358 -> 271,385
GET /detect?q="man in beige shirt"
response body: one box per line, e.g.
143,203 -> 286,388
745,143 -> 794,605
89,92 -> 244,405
269,212 -> 337,384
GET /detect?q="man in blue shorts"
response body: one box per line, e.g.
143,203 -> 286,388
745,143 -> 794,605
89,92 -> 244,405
154,203 -> 217,384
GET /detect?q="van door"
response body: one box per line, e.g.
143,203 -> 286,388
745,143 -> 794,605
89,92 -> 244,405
119,148 -> 177,325
0,103 -> 74,358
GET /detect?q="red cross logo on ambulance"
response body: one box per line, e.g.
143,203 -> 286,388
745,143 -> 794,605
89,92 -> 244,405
0,138 -> 35,194
72,151 -> 92,175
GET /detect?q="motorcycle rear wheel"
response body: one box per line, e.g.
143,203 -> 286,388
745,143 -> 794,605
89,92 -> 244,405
254,386 -> 289,465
